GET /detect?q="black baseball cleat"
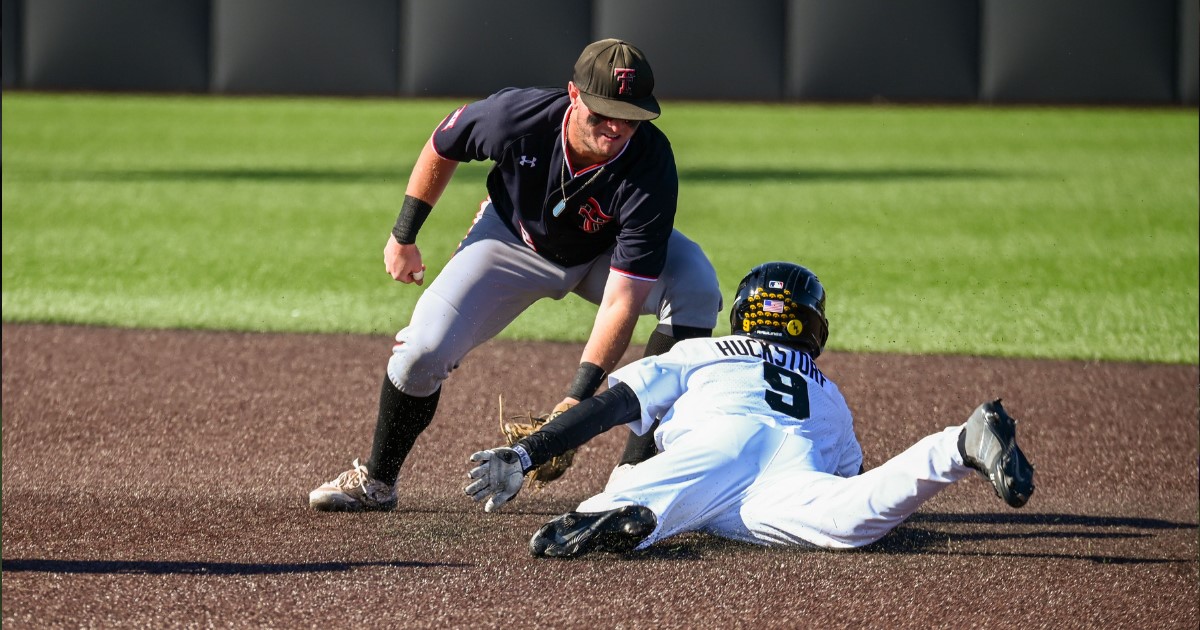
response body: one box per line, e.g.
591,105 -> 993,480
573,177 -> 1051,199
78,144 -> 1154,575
960,399 -> 1035,508
529,505 -> 657,559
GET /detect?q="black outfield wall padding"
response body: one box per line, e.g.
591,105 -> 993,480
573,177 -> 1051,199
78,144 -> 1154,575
212,0 -> 399,96
22,0 -> 209,92
3,0 -> 1196,105
981,0 -> 1177,103
1181,0 -> 1199,104
3,0 -> 20,89
786,0 -> 979,102
593,0 -> 787,102
401,0 -> 590,98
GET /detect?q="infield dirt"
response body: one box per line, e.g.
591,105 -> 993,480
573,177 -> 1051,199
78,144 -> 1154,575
2,323 -> 1197,628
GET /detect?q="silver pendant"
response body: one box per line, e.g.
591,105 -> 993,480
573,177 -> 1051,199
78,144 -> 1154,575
552,199 -> 567,217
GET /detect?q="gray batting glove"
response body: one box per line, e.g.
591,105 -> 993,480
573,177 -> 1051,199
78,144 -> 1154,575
465,447 -> 525,512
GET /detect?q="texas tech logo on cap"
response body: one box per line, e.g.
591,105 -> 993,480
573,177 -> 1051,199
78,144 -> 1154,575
613,68 -> 636,95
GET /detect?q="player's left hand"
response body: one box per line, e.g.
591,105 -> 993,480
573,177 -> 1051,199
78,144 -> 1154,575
465,447 -> 525,512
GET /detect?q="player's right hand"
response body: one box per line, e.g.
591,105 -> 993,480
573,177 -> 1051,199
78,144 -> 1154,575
384,235 -> 426,285
465,447 -> 525,513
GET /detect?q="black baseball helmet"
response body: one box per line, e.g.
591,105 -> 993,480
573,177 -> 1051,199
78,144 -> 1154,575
729,262 -> 829,357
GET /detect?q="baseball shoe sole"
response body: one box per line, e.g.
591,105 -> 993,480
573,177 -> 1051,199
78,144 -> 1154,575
529,505 -> 657,558
961,399 -> 1035,508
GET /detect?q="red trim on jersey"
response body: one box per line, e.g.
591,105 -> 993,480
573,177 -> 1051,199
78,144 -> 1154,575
560,104 -> 630,177
609,266 -> 657,282
431,105 -> 468,160
429,130 -> 449,160
518,220 -> 538,251
449,198 -> 492,259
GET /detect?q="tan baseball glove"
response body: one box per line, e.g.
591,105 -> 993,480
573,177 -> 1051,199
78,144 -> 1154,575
498,397 -> 576,488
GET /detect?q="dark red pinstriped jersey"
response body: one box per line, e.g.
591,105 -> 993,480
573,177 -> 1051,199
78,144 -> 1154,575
430,87 -> 677,280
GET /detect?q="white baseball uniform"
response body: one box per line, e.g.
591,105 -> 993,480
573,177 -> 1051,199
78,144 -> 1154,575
575,334 -> 974,550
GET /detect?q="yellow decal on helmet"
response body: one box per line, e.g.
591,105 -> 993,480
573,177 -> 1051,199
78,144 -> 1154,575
742,318 -> 752,332
786,319 -> 804,336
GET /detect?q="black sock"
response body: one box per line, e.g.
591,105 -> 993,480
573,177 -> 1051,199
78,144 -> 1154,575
641,324 -> 712,356
367,376 -> 440,486
616,325 -> 712,467
641,329 -> 679,358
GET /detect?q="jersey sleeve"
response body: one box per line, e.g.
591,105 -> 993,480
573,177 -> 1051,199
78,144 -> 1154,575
607,339 -> 717,434
430,88 -> 536,163
608,139 -> 678,279
607,352 -> 690,435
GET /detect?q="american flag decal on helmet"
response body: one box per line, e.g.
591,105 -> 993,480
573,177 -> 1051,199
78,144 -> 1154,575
763,299 -> 785,313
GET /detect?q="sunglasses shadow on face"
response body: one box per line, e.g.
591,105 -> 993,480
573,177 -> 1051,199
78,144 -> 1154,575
586,112 -> 642,129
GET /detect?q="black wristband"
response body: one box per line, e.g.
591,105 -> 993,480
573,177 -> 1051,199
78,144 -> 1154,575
392,195 -> 433,245
565,361 -> 607,401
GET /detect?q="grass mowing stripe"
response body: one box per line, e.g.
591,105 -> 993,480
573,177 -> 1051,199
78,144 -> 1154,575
3,93 -> 1196,364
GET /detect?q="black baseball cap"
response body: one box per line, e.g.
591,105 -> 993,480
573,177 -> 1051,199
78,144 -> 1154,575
572,39 -> 660,121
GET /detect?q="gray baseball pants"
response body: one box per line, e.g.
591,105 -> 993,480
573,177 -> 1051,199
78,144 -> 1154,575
387,200 -> 722,397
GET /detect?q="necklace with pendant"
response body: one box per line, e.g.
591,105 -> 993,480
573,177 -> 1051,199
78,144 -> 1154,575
553,155 -> 605,217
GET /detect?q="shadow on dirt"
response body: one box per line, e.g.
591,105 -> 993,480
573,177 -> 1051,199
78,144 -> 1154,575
1,559 -> 468,575
908,512 -> 1198,529
625,511 -> 1197,565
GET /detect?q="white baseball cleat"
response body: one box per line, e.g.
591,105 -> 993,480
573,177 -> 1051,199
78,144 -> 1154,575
309,459 -> 398,512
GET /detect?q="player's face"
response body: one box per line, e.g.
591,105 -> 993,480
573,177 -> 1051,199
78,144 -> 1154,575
567,86 -> 640,163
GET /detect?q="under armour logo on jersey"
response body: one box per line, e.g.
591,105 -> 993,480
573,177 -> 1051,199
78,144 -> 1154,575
519,156 -> 537,168
613,68 -> 636,95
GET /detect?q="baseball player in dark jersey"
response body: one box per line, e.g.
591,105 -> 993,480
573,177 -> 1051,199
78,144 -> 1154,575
310,39 -> 722,511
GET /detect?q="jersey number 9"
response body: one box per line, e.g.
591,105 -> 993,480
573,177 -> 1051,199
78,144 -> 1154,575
763,363 -> 810,420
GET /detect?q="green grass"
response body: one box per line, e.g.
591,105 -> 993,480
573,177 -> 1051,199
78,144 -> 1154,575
3,93 -> 1197,364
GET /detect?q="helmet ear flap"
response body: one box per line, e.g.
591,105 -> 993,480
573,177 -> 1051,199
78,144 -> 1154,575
806,310 -> 829,359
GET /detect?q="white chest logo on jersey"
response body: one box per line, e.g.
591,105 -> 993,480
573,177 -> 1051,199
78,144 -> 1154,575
577,198 -> 612,233
519,156 -> 537,168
